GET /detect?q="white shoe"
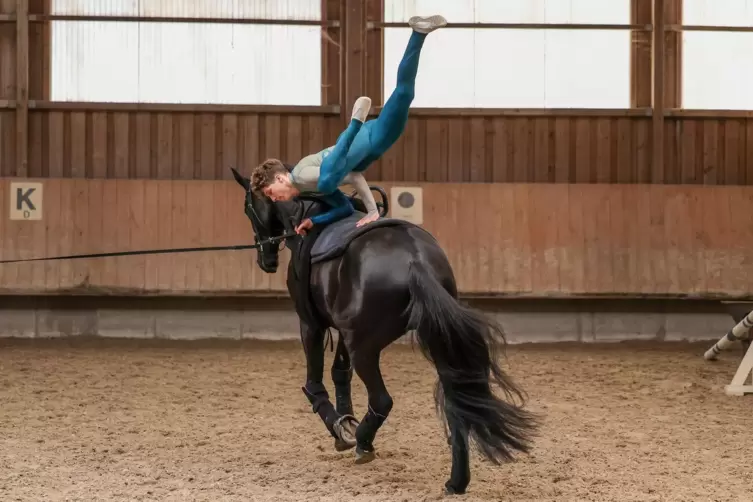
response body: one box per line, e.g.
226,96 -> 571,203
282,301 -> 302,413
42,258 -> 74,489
409,15 -> 447,34
351,96 -> 371,123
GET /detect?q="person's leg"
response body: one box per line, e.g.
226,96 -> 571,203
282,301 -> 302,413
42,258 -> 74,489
349,14 -> 447,173
316,96 -> 371,194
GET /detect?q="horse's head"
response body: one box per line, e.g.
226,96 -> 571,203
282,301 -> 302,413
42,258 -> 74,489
231,167 -> 286,274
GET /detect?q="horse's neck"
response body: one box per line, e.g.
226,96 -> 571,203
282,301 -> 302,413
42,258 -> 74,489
274,198 -> 327,261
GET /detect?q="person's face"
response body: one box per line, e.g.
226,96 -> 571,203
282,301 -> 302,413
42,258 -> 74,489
263,174 -> 298,202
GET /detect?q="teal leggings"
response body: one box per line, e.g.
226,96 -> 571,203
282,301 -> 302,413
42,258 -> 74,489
317,30 -> 427,194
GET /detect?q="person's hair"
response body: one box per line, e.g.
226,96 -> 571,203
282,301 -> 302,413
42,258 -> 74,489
250,158 -> 287,193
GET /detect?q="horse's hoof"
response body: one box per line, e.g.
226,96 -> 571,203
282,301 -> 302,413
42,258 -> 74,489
354,446 -> 376,465
333,414 -> 358,451
334,437 -> 355,452
444,482 -> 466,496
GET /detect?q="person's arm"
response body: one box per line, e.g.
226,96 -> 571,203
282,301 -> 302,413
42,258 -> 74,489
346,172 -> 379,218
310,190 -> 355,226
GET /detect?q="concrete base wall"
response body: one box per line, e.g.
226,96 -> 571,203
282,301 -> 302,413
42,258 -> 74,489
0,296 -> 747,344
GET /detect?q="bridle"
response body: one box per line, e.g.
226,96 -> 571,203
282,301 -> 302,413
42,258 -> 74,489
245,189 -> 297,254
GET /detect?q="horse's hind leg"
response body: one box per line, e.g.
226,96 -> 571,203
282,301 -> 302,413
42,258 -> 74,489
299,321 -> 355,449
351,349 -> 393,464
445,408 -> 471,494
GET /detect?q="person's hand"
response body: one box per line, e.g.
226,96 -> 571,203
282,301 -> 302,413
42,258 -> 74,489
295,218 -> 314,235
356,212 -> 380,227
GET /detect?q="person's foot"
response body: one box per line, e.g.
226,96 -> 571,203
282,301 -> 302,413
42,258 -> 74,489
351,96 -> 371,123
409,15 -> 447,34
356,211 -> 380,227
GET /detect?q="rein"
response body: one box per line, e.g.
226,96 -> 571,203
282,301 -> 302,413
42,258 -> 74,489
0,231 -> 298,265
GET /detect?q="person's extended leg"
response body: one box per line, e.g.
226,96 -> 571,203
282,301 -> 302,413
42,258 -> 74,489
349,14 -> 447,174
316,96 -> 372,194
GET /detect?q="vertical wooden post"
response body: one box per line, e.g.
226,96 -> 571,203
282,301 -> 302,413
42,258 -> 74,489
16,0 -> 29,177
320,0 -> 341,107
365,0 -> 383,106
663,0 -> 682,108
342,0 -> 365,124
631,0 -> 652,108
651,0 -> 665,183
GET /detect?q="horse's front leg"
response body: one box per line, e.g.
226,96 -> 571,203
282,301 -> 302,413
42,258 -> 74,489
332,333 -> 354,416
331,333 -> 358,451
299,320 -> 357,450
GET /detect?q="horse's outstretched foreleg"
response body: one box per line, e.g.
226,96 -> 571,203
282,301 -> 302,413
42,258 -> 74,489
299,320 -> 357,451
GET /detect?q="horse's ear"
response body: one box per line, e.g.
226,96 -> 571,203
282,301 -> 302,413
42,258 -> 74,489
230,167 -> 251,191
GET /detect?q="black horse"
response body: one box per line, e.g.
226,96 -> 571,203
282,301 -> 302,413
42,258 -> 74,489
231,168 -> 539,495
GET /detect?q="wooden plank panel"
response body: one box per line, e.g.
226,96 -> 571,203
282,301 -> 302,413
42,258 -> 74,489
0,112 -> 16,176
6,181 -> 753,298
177,114 -> 194,179
496,183 -> 518,293
199,114 -> 215,179
57,180 -> 74,288
85,179 -> 102,286
155,180 -> 173,290
212,182 -> 230,292
1,179 -> 18,288
143,181 -> 160,291
69,112 -> 86,177
633,119 -> 652,183
511,184 -> 532,293
558,185 -> 581,294
620,185 -> 641,293
183,182 -> 202,291
594,119 -> 611,183
574,118 -> 591,183
198,180 -> 215,291
0,180 -> 5,288
615,118 -> 632,183
609,186 -> 630,293
469,118 -> 486,182
512,119 -> 532,182
593,185 -> 614,293
169,181 -> 187,291
726,186 -> 752,295
532,184 -> 561,293
91,112 -> 107,178
401,119 -> 420,182
70,180 -> 88,287
99,181 -> 118,288
156,113 -> 173,179
127,180 -> 146,289
11,111 -> 753,184
699,186 -> 725,294
702,120 -> 720,184
492,118 -> 512,182
28,110 -> 42,177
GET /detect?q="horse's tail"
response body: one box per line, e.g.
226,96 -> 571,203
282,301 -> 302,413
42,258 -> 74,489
405,261 -> 540,463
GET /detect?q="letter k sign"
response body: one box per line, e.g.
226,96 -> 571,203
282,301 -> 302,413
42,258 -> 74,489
9,182 -> 43,221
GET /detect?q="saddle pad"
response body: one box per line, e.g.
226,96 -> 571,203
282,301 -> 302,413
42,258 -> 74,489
310,213 -> 416,265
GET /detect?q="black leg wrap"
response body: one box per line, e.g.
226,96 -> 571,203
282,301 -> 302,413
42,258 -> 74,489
331,367 -> 353,416
355,407 -> 388,451
302,383 -> 330,413
302,384 -> 339,439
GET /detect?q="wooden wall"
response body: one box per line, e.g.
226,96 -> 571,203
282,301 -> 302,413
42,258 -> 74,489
3,1 -> 753,302
3,178 -> 753,299
2,109 -> 753,184
3,0 -> 753,185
